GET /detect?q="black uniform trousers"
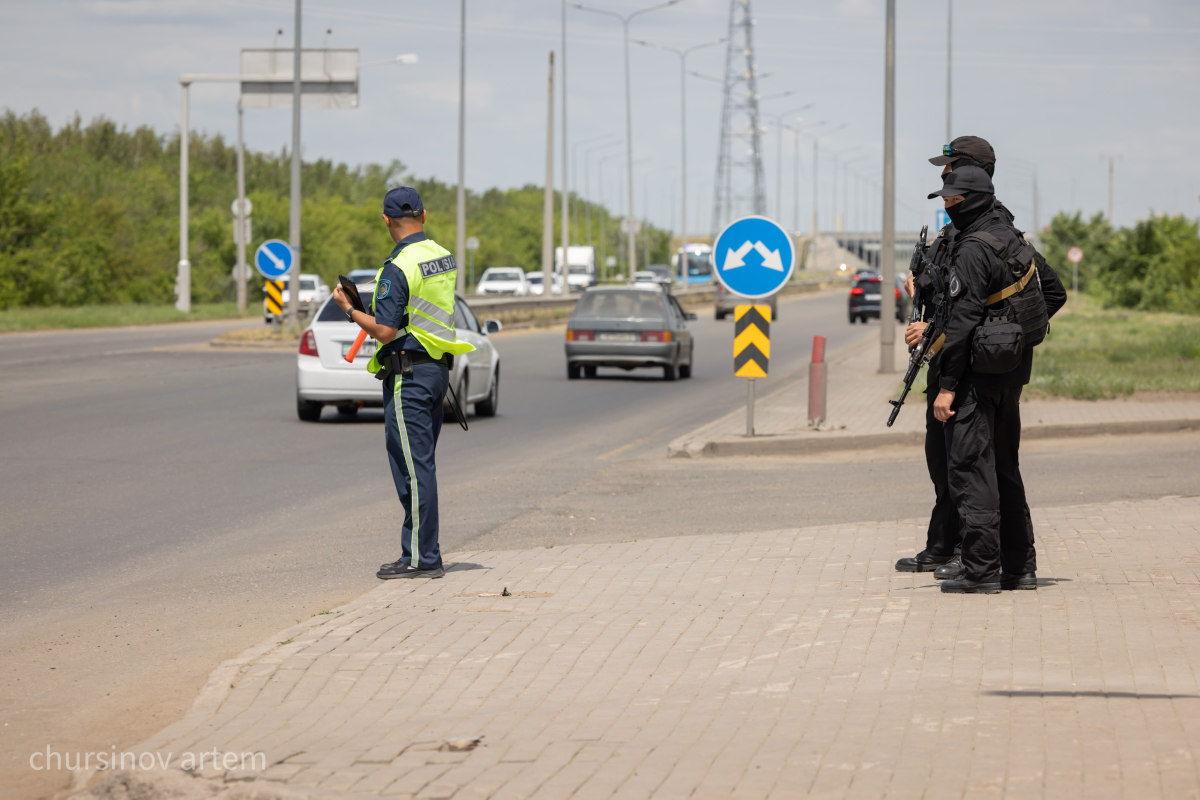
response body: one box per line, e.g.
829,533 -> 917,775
923,387 -> 961,556
943,382 -> 1037,580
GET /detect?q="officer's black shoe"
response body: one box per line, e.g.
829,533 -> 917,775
377,562 -> 445,580
894,550 -> 955,573
1001,572 -> 1037,590
940,575 -> 1002,594
933,555 -> 964,581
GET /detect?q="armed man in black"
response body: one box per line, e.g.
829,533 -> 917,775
895,137 -> 1021,580
926,165 -> 1066,594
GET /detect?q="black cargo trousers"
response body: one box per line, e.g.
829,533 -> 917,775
943,382 -> 1037,580
923,386 -> 961,556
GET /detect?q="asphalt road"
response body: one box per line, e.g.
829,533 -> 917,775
3,293 -> 1199,799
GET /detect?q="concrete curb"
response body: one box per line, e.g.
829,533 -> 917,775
669,416 -> 1200,458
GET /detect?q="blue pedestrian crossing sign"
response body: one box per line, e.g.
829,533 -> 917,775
255,239 -> 294,279
935,209 -> 950,231
712,215 -> 795,299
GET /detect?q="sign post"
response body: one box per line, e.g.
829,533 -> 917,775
713,215 -> 795,437
255,239 -> 294,331
465,236 -> 480,291
1067,246 -> 1083,293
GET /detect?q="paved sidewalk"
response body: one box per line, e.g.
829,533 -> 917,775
668,334 -> 1200,457
81,495 -> 1200,799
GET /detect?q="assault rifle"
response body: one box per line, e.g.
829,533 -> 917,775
887,225 -> 945,427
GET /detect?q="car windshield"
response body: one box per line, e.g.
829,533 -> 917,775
316,292 -> 373,322
527,274 -> 543,284
646,265 -> 670,278
485,270 -> 523,281
853,275 -> 883,288
573,290 -> 664,320
568,266 -> 589,274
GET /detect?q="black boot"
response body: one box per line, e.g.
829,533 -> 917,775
1001,572 -> 1037,590
895,550 -> 955,573
933,555 -> 964,581
377,561 -> 445,580
940,574 -> 1001,594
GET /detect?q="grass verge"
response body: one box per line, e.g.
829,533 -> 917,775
0,303 -> 250,333
1028,294 -> 1200,399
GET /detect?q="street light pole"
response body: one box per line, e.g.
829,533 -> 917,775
880,0 -> 897,373
573,1 -> 682,280
236,101 -> 247,313
456,0 -> 468,294
633,36 -> 724,281
946,0 -> 952,143
561,0 -> 569,287
288,0 -> 302,327
176,81 -> 190,312
543,52 -> 556,282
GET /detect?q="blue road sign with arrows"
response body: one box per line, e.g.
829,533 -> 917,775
255,239 -> 294,280
712,216 -> 795,299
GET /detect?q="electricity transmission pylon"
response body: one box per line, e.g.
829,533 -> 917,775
711,0 -> 765,234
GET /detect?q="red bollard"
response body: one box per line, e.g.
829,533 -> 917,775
808,335 -> 827,426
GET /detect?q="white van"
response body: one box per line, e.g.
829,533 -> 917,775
556,245 -> 598,292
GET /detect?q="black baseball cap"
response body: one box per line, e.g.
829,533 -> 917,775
927,165 -> 995,199
929,135 -> 996,167
383,187 -> 424,218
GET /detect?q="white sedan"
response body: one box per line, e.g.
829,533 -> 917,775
296,285 -> 502,422
475,267 -> 529,296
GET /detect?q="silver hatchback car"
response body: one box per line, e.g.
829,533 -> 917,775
564,286 -> 695,381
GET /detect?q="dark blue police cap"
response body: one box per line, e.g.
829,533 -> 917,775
383,187 -> 424,218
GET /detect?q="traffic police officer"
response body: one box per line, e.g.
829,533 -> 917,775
333,187 -> 474,580
926,165 -> 1065,593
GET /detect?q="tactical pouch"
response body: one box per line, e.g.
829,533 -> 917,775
971,312 -> 1024,374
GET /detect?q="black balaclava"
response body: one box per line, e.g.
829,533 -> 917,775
945,191 -> 994,230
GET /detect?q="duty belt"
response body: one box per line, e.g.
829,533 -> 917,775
376,349 -> 453,380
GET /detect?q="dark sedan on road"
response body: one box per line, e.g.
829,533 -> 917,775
565,286 -> 695,381
848,272 -> 908,324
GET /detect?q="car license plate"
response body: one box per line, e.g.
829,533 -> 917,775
865,293 -> 881,301
597,332 -> 638,342
342,340 -> 376,358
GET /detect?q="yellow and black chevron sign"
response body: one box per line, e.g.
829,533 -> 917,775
264,280 -> 284,315
733,304 -> 771,378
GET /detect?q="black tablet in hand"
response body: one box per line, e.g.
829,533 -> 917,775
338,275 -> 367,313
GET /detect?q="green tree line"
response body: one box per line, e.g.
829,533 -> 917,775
1041,209 -> 1200,314
0,110 -> 671,309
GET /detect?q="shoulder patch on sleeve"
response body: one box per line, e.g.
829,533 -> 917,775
377,279 -> 391,299
418,255 -> 457,278
949,270 -> 962,297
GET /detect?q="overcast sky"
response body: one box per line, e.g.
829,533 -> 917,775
3,0 -> 1198,236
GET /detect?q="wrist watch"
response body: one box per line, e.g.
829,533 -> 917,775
345,307 -> 356,323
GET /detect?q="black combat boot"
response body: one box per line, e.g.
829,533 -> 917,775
894,550 -> 955,573
933,555 -> 964,581
1001,572 -> 1037,590
940,574 -> 1001,594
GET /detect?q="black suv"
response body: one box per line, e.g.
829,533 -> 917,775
848,272 -> 908,324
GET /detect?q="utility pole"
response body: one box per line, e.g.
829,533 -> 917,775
455,0 -> 468,294
176,82 -> 190,312
945,0 -> 952,143
542,52 -> 556,282
288,0 -> 302,327
880,0 -> 896,373
1107,157 -> 1114,222
235,102 -> 247,313
561,0 -> 569,287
